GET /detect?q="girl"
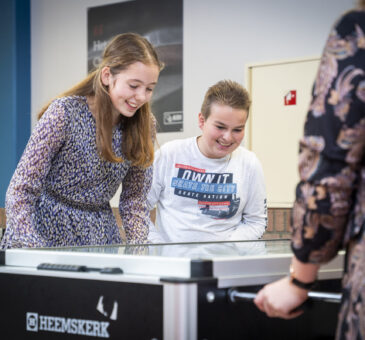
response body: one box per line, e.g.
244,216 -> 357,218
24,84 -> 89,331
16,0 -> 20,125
1,33 -> 163,248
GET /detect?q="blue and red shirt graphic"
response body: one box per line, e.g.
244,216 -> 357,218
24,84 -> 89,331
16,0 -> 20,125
171,164 -> 240,219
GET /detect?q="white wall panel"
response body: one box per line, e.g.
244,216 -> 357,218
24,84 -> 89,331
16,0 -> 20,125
248,58 -> 320,207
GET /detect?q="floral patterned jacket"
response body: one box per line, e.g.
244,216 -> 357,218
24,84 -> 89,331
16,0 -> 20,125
291,10 -> 365,263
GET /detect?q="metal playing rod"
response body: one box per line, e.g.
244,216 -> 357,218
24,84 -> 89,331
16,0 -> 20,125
228,289 -> 342,304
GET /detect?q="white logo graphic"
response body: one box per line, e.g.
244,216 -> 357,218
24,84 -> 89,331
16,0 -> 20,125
25,312 -> 110,338
96,296 -> 118,320
26,312 -> 38,332
163,111 -> 183,125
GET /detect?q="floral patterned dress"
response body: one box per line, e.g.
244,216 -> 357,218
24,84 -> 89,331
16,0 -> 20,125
291,10 -> 365,340
1,96 -> 152,248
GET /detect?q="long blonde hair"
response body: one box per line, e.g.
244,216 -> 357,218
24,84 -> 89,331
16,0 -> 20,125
38,33 -> 163,167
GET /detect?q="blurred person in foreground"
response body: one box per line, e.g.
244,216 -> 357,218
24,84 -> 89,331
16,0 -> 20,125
255,2 -> 365,339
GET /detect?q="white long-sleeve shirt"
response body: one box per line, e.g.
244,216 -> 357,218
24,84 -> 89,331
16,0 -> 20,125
147,137 -> 267,243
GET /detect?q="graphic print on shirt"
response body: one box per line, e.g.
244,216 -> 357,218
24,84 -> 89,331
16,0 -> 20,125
171,164 -> 240,219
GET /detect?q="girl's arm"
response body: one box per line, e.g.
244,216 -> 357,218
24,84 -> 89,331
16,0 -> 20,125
119,164 -> 153,244
4,100 -> 67,248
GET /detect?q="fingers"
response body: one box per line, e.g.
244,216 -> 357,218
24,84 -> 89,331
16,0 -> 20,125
254,288 -> 279,317
262,299 -> 303,319
262,297 -> 283,318
254,285 -> 304,320
285,310 -> 304,319
253,290 -> 264,311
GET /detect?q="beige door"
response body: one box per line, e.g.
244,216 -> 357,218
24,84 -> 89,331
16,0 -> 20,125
246,57 -> 320,207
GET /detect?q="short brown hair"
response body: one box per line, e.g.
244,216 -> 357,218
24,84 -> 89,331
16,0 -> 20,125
201,80 -> 251,119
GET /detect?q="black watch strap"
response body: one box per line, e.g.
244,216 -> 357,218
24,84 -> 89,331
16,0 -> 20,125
290,276 -> 317,290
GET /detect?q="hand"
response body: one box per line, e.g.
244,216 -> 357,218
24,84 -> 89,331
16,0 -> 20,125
254,276 -> 309,319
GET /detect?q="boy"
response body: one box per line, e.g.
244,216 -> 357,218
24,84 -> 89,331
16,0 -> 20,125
147,80 -> 267,243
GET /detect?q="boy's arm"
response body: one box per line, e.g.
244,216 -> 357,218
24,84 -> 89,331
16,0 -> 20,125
228,156 -> 267,240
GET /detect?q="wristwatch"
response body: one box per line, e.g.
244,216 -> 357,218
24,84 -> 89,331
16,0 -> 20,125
289,263 -> 317,290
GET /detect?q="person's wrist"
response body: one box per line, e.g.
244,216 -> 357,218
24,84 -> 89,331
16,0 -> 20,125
289,262 -> 317,291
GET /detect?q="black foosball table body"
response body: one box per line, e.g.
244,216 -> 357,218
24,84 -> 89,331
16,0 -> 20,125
0,239 -> 343,340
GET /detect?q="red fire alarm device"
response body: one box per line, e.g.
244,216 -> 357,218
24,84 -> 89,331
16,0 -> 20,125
284,90 -> 296,106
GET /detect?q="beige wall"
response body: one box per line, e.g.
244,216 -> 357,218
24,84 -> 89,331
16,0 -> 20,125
31,0 -> 355,144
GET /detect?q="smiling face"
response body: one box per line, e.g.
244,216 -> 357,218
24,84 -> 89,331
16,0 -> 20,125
197,103 -> 248,159
101,61 -> 159,122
